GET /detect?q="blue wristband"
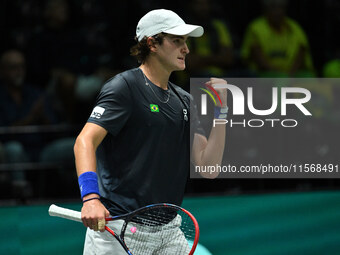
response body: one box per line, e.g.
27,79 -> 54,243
78,171 -> 100,199
214,106 -> 228,119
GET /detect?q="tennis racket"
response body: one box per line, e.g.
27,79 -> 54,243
49,203 -> 199,255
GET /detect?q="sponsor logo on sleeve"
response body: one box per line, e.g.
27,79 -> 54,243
90,106 -> 105,119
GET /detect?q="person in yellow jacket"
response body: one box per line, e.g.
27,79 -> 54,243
241,0 -> 314,77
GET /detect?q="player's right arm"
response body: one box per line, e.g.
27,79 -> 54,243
74,122 -> 110,232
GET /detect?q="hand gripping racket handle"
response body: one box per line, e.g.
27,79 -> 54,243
48,204 -> 82,223
48,204 -> 130,253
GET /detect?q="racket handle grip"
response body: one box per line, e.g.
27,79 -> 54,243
49,204 -> 82,223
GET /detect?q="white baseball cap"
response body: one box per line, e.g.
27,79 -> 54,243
136,9 -> 204,42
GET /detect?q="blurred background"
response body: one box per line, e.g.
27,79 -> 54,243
0,0 -> 340,254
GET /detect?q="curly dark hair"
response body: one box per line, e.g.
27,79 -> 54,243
130,33 -> 166,64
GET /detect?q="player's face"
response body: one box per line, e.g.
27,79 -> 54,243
155,34 -> 190,72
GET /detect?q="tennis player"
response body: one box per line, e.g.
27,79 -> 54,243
74,9 -> 228,254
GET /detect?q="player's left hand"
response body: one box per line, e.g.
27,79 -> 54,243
205,78 -> 228,107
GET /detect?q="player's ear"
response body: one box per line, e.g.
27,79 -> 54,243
146,37 -> 158,53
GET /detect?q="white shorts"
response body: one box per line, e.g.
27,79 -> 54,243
83,215 -> 190,255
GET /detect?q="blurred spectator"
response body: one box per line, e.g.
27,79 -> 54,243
241,0 -> 314,77
46,66 -> 118,126
0,50 -> 56,128
185,0 -> 234,77
76,0 -> 128,69
0,49 -> 56,164
26,0 -> 91,88
75,66 -> 120,105
47,69 -> 78,125
0,49 -> 56,196
39,66 -> 118,163
1,1 -> 42,52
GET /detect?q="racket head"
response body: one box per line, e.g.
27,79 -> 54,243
108,203 -> 199,255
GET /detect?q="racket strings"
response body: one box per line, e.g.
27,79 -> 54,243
123,208 -> 196,255
133,210 -> 177,228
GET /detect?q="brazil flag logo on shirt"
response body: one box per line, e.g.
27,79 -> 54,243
150,104 -> 159,112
